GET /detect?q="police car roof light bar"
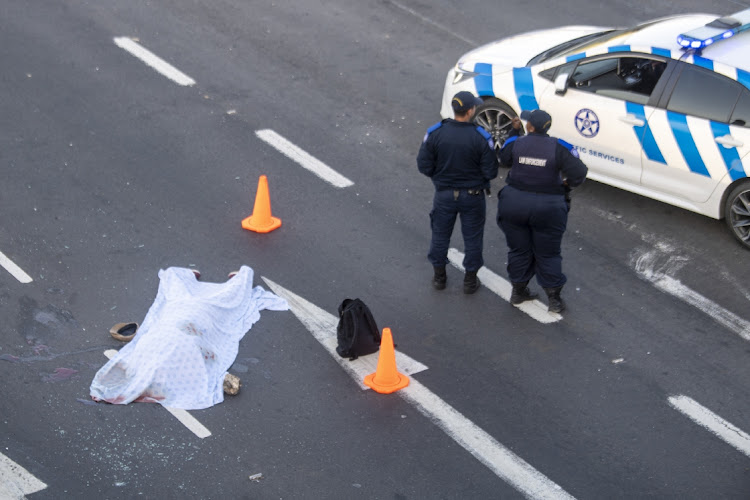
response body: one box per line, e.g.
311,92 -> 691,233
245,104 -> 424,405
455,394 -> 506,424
677,8 -> 750,50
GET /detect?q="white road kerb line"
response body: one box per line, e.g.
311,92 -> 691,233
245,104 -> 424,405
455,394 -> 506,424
262,277 -> 573,499
255,129 -> 354,188
448,248 -> 561,324
103,350 -> 211,439
0,250 -> 33,283
0,452 -> 47,498
668,395 -> 750,458
113,37 -> 195,86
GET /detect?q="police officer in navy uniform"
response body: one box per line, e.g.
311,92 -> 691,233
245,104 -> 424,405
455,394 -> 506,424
418,91 -> 499,293
497,109 -> 587,313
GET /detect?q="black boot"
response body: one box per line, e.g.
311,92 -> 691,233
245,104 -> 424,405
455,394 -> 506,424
544,286 -> 565,313
463,271 -> 480,294
510,281 -> 538,305
432,266 -> 447,290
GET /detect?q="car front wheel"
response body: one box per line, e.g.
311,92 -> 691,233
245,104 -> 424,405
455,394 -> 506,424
473,98 -> 521,156
725,180 -> 750,249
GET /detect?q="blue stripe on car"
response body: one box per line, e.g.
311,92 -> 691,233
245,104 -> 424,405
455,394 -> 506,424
667,111 -> 711,177
473,63 -> 494,97
566,53 -> 586,62
737,68 -> 750,90
693,56 -> 713,70
625,102 -> 666,164
710,121 -> 746,181
513,67 -> 539,111
608,45 -> 631,52
651,47 -> 671,57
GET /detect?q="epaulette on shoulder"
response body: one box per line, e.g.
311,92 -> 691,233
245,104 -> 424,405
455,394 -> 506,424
557,138 -> 574,151
557,138 -> 580,158
501,135 -> 518,148
475,126 -> 491,140
423,121 -> 443,143
426,121 -> 442,134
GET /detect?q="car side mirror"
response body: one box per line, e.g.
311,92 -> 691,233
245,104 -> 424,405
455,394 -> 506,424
555,73 -> 570,95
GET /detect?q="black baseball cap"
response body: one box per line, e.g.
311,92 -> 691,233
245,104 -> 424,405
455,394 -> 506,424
451,91 -> 483,113
520,109 -> 552,133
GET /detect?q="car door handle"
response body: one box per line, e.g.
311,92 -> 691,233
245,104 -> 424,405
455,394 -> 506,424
715,135 -> 744,148
619,114 -> 644,127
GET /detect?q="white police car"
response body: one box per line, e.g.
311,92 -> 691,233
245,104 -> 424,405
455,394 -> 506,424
441,9 -> 750,249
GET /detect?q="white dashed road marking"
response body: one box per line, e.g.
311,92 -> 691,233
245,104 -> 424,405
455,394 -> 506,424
263,277 -> 574,500
103,350 -> 212,439
113,37 -> 195,86
0,250 -> 32,283
448,248 -> 561,324
668,395 -> 750,459
255,129 -> 354,188
0,451 -> 47,499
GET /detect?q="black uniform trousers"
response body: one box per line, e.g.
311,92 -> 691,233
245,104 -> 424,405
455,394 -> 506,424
428,189 -> 486,272
496,185 -> 568,288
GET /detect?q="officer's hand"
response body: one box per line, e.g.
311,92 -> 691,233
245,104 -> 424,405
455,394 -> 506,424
511,117 -> 521,130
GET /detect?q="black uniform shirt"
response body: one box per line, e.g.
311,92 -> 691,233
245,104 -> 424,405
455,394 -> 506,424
417,119 -> 499,191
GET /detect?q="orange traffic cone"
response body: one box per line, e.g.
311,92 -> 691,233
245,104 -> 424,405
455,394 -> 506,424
242,175 -> 281,233
364,327 -> 409,394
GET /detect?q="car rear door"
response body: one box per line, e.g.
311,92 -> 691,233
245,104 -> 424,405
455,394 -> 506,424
641,61 -> 750,205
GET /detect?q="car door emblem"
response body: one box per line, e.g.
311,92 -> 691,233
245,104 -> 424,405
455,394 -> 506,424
575,108 -> 600,138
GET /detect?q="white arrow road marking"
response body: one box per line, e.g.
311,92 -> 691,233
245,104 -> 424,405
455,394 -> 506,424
668,395 -> 750,458
255,129 -> 354,188
261,278 -> 427,389
262,277 -> 575,500
0,250 -> 32,283
103,350 -> 212,439
448,248 -> 561,324
113,37 -> 195,86
0,452 -> 47,499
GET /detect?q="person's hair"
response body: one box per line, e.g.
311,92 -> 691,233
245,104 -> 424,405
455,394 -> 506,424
454,109 -> 472,119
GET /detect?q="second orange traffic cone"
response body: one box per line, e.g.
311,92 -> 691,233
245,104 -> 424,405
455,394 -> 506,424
242,175 -> 281,233
364,327 -> 409,394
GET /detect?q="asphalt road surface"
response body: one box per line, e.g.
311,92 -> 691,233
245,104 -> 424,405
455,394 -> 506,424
2,0 -> 750,498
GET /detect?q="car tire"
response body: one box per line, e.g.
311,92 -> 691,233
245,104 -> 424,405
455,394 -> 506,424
473,98 -> 521,156
724,180 -> 750,249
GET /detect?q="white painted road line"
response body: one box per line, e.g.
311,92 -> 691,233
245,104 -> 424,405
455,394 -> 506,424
0,451 -> 47,499
261,277 -> 428,389
634,247 -> 750,341
652,275 -> 750,341
255,129 -> 354,188
0,250 -> 33,283
386,0 -> 477,46
262,277 -> 574,499
447,248 -> 561,324
103,350 -> 212,439
668,395 -> 750,459
113,37 -> 195,86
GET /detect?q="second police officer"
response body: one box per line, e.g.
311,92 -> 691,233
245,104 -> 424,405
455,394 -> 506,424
418,91 -> 499,294
496,109 -> 588,313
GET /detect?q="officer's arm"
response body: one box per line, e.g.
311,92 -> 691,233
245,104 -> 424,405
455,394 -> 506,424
417,136 -> 437,177
417,123 -> 441,177
498,137 -> 516,167
475,127 -> 499,180
556,141 -> 588,188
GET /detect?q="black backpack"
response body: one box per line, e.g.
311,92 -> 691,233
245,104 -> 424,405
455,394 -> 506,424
336,298 -> 381,360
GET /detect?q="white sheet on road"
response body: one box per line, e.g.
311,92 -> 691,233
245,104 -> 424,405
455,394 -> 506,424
90,266 -> 288,410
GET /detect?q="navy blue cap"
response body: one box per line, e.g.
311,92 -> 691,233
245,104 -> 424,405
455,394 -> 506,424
451,91 -> 483,113
520,109 -> 552,133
